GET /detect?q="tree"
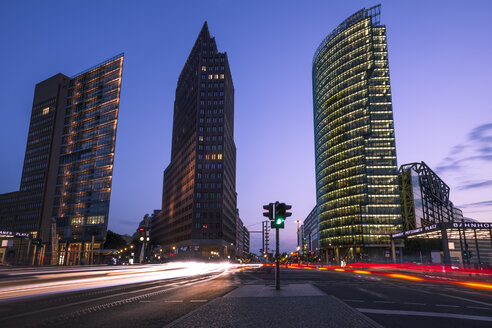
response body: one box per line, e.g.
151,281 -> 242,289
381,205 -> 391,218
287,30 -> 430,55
104,230 -> 129,250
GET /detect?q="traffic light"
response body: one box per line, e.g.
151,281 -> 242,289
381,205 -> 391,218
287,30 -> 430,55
34,239 -> 42,246
272,203 -> 292,229
263,203 -> 274,220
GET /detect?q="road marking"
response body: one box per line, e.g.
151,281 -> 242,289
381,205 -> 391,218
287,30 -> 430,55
190,300 -> 207,303
436,304 -> 459,308
467,306 -> 491,310
343,299 -> 365,302
438,293 -> 492,307
374,301 -> 395,304
404,302 -> 426,306
139,301 -> 153,303
165,300 -> 183,303
356,308 -> 492,322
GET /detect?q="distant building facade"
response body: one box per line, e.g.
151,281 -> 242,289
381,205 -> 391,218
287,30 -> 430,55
152,23 -> 238,259
312,5 -> 401,261
302,206 -> 319,254
0,55 -> 124,265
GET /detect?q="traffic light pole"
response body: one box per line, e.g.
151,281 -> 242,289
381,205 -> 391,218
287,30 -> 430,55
275,226 -> 280,290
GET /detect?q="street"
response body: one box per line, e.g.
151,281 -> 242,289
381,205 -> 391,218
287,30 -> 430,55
0,264 -> 491,327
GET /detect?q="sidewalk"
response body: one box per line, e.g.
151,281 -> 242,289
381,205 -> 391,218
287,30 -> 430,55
165,284 -> 382,328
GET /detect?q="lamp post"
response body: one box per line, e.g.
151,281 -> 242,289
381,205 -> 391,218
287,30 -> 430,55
294,220 -> 301,261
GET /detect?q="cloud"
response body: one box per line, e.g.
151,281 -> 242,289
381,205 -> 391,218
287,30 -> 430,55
435,122 -> 492,176
458,200 -> 492,208
469,123 -> 492,143
458,180 -> 492,190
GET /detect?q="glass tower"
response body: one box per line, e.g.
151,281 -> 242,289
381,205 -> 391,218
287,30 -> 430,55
312,5 -> 401,260
0,54 -> 124,265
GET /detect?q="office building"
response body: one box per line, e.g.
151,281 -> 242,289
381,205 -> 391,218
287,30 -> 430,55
0,54 -> 124,265
302,206 -> 319,254
312,5 -> 401,261
152,22 -> 238,259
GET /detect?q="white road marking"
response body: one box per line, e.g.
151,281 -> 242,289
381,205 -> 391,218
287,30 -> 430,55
436,304 -> 459,308
438,293 -> 492,307
467,306 -> 491,310
165,300 -> 183,303
357,308 -> 492,322
343,299 -> 365,302
374,301 -> 395,304
139,301 -> 153,303
190,300 -> 207,303
404,302 -> 426,306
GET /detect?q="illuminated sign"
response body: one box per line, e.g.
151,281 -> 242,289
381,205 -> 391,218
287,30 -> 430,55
0,230 -> 31,238
391,222 -> 492,239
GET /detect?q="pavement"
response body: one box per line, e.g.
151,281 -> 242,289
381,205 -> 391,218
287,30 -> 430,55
166,284 -> 382,328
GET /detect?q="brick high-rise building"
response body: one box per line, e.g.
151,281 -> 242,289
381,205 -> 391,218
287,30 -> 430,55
152,22 -> 237,259
0,54 -> 124,265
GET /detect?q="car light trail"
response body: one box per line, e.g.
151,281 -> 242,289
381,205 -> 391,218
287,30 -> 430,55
0,262 -> 233,301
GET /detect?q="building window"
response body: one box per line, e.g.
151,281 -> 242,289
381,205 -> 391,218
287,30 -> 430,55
208,74 -> 213,80
218,154 -> 223,160
42,107 -> 50,115
201,66 -> 206,72
220,74 -> 224,79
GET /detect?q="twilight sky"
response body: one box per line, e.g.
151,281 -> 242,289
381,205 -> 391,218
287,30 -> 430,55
1,0 -> 491,254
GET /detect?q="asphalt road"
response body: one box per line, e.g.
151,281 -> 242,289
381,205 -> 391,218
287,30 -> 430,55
0,264 -> 491,328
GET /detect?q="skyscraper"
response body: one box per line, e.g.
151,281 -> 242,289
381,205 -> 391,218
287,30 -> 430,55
0,54 -> 124,264
152,22 -> 237,259
312,5 -> 401,261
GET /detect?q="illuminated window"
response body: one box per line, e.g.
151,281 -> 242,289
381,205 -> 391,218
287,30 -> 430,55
218,154 -> 222,160
208,74 -> 213,80
201,66 -> 206,72
220,74 -> 224,79
87,215 -> 104,225
71,217 -> 84,225
42,107 -> 50,115
214,74 -> 219,79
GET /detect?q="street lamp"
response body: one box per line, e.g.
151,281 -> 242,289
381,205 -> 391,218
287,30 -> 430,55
294,220 -> 301,257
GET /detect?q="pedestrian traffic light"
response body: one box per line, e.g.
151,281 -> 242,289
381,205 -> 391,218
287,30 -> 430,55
263,203 -> 274,220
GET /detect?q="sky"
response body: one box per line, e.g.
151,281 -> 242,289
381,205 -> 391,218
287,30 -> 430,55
1,0 -> 491,254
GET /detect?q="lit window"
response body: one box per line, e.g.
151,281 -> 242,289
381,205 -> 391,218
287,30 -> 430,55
87,215 -> 104,225
42,107 -> 50,115
218,154 -> 223,160
208,74 -> 213,80
71,216 -> 84,225
220,74 -> 224,79
214,74 -> 219,79
201,66 -> 206,72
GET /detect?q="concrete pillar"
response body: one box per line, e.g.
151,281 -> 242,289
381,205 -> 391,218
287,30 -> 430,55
441,227 -> 451,264
391,239 -> 396,263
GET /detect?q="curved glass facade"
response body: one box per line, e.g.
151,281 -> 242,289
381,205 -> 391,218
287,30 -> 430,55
312,5 -> 401,259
